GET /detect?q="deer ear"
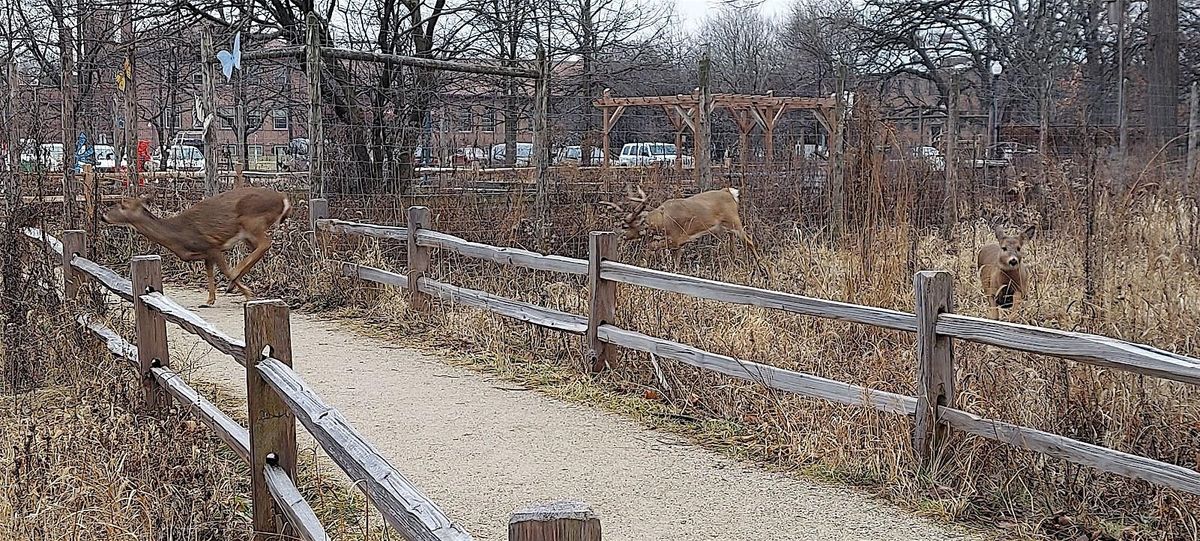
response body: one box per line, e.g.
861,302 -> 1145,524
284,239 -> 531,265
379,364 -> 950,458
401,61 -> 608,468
992,224 -> 1006,241
1021,225 -> 1036,241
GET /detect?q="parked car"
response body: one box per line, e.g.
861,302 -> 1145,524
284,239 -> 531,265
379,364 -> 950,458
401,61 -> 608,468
23,143 -> 66,171
617,142 -> 693,167
490,142 -> 534,167
452,147 -> 489,166
554,145 -> 606,166
149,145 -> 205,171
92,144 -> 128,172
909,145 -> 945,172
280,138 -> 309,172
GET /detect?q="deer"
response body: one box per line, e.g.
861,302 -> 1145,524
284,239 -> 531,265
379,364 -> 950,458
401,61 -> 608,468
977,224 -> 1035,318
101,187 -> 292,307
602,185 -> 764,272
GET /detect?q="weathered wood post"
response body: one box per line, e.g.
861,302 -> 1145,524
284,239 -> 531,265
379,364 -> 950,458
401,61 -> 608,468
244,299 -> 298,540
234,161 -> 245,188
407,206 -> 432,311
532,45 -> 551,252
306,11 -> 324,200
131,255 -> 169,410
587,232 -> 617,373
308,197 -> 328,233
60,230 -> 86,300
509,502 -> 601,541
200,24 -> 219,197
913,270 -> 955,465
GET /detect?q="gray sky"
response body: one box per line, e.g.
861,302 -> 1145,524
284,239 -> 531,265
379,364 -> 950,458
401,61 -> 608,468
673,0 -> 793,29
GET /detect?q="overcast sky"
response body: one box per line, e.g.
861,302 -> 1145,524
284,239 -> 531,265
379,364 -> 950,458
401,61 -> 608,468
673,0 -> 793,29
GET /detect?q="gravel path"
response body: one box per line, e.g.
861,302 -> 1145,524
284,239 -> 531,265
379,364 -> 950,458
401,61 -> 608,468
164,287 -> 980,541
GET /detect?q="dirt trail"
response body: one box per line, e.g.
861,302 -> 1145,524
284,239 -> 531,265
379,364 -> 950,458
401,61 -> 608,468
163,286 -> 979,541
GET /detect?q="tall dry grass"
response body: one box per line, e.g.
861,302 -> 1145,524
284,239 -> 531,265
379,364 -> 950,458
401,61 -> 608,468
77,138 -> 1200,538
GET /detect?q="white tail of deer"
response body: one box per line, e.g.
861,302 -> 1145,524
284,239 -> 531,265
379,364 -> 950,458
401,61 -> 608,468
603,185 -> 763,271
102,187 -> 292,306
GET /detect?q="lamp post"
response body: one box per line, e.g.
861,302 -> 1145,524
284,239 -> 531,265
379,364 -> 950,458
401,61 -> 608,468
988,61 -> 1002,173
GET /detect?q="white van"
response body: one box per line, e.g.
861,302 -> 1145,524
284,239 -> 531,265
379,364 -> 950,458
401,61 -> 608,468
149,145 -> 205,171
617,142 -> 693,167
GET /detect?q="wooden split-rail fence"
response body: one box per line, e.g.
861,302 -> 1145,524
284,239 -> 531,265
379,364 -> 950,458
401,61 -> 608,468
21,227 -> 602,541
309,199 -> 1200,498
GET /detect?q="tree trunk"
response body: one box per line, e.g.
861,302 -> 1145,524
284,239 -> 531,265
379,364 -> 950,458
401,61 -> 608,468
1146,0 -> 1180,149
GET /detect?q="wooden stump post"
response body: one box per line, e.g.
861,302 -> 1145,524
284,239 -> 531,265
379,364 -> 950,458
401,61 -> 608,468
131,255 -> 169,411
308,197 -> 328,233
587,232 -> 617,372
509,502 -> 601,541
407,206 -> 431,312
913,270 -> 955,465
61,229 -> 86,301
234,161 -> 245,188
244,299 -> 298,540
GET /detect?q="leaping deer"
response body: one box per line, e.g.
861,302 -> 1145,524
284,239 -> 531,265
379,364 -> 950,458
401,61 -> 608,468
102,187 -> 292,307
603,186 -> 764,271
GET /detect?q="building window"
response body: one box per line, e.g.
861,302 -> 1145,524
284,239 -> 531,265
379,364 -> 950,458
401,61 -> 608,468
219,109 -> 234,130
273,145 -> 288,159
458,109 -> 472,132
192,73 -> 203,85
248,144 -> 264,163
223,144 -> 238,159
272,110 -> 289,130
482,108 -> 496,133
248,112 -> 263,129
163,110 -> 181,129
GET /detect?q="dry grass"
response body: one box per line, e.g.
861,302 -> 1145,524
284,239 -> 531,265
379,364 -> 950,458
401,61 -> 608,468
254,184 -> 1200,540
73,148 -> 1200,539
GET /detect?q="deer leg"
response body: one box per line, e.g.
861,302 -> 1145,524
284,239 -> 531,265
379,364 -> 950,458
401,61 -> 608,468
214,252 -> 253,300
671,247 -> 684,271
226,236 -> 271,293
201,260 -> 217,307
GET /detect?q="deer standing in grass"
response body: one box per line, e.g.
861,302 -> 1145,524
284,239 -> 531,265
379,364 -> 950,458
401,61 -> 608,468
603,186 -> 764,272
102,187 -> 292,307
977,225 -> 1035,318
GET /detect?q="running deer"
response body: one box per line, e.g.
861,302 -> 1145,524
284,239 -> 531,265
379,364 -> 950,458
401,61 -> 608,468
102,187 -> 292,306
602,186 -> 764,271
977,224 -> 1035,318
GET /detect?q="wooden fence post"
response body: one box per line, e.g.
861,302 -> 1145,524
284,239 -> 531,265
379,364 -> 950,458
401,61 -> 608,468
61,229 -> 86,300
407,206 -> 431,312
309,197 -> 328,233
245,299 -> 298,540
587,232 -> 617,372
509,502 -> 601,541
131,255 -> 170,411
913,270 -> 955,465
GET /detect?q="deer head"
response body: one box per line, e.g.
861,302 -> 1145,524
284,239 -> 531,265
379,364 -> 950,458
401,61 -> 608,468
601,185 -> 651,241
990,224 -> 1035,271
101,193 -> 157,225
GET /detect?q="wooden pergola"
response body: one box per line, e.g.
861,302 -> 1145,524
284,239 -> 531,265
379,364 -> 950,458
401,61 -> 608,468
593,89 -> 838,175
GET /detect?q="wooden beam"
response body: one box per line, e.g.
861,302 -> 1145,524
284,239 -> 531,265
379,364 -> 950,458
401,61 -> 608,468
407,206 -> 432,311
132,256 -> 169,411
672,105 -> 696,133
587,232 -> 617,372
913,271 -> 955,464
245,299 -> 298,541
508,502 -> 601,541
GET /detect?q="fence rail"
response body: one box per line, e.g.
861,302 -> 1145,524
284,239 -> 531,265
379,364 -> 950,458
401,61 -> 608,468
20,226 -> 601,541
312,203 -> 1200,498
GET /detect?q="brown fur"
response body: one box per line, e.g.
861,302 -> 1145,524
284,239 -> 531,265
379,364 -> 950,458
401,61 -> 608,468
607,186 -> 763,270
977,224 -> 1035,318
102,187 -> 291,306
